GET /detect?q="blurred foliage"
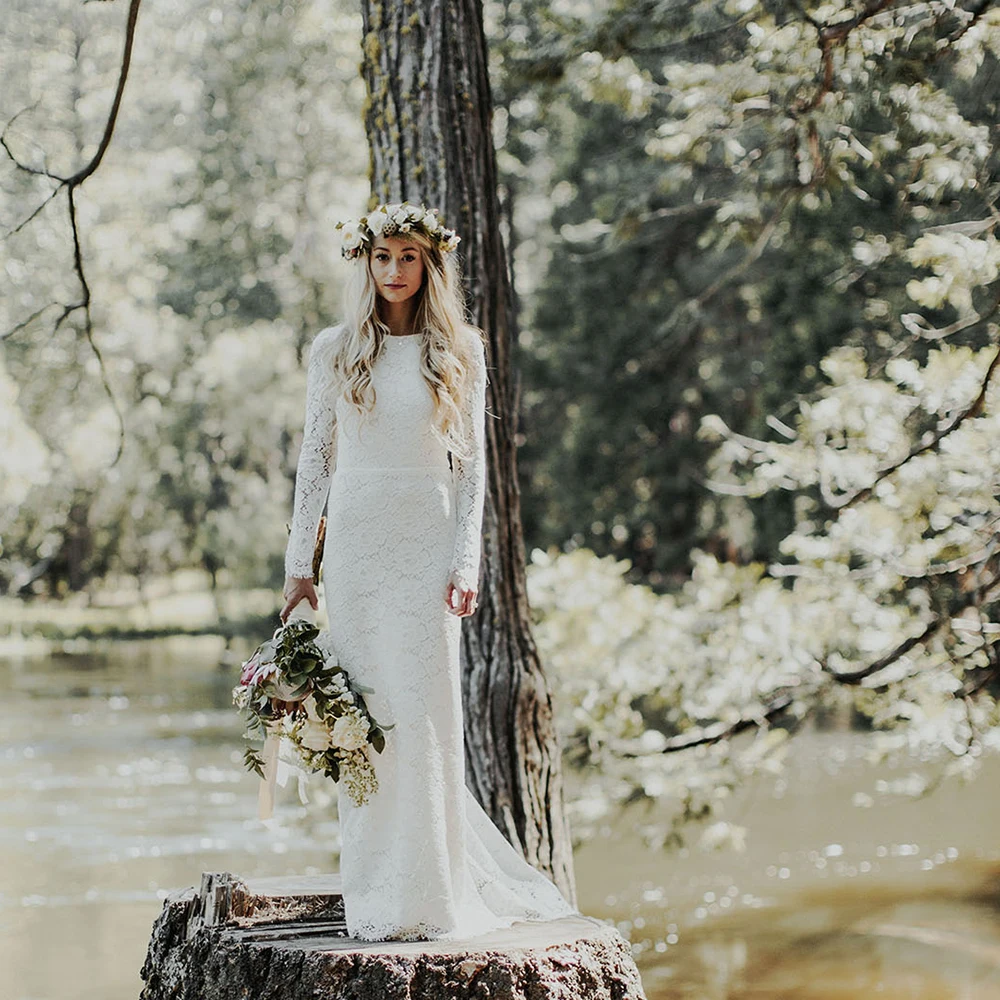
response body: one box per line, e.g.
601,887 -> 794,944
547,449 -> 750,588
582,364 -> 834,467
498,0 -> 1000,587
495,0 -> 1000,847
1,0 -> 369,595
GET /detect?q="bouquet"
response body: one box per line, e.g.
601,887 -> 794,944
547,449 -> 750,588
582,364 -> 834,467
233,618 -> 392,811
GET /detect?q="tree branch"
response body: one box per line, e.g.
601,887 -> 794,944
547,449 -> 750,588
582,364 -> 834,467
1,0 -> 143,465
618,687 -> 804,757
820,618 -> 943,684
790,0 -> 899,116
835,343 -> 1000,509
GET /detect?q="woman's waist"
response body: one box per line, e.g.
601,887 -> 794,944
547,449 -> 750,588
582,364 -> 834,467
333,463 -> 452,475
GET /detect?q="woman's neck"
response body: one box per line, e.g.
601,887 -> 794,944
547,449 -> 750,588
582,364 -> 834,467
379,298 -> 419,337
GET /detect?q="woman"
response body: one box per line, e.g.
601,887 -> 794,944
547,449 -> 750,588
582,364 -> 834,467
279,201 -> 579,942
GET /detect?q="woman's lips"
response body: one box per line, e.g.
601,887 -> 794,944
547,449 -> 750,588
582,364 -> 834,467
386,283 -> 406,289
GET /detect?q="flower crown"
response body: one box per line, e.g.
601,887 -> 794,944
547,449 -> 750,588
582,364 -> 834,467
335,201 -> 461,260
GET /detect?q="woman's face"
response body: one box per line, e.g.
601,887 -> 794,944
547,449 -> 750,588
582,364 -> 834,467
370,235 -> 425,304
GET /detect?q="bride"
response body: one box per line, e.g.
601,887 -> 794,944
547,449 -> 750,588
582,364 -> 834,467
278,201 -> 579,942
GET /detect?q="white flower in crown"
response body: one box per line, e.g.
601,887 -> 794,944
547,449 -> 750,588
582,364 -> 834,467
340,222 -> 366,257
366,208 -> 389,237
335,200 -> 461,260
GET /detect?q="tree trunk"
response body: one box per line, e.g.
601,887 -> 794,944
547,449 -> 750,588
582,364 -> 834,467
139,873 -> 647,1000
358,0 -> 577,901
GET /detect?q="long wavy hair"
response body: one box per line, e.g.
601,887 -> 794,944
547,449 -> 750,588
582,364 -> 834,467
312,225 -> 486,460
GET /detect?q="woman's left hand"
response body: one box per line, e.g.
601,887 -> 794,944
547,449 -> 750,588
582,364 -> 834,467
445,575 -> 479,617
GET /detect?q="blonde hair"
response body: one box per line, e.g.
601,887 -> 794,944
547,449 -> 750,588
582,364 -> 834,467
314,226 -> 486,460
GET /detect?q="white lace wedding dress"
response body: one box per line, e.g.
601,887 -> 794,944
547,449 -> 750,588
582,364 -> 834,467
284,322 -> 579,942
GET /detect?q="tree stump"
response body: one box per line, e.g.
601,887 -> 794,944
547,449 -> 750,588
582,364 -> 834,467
140,872 -> 647,999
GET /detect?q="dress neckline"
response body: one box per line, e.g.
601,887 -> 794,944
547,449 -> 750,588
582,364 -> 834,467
386,334 -> 421,342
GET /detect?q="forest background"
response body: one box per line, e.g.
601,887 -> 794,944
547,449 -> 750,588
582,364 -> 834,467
3,0 -> 1000,850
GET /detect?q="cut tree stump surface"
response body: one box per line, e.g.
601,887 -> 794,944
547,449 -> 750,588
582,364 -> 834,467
140,871 -> 647,999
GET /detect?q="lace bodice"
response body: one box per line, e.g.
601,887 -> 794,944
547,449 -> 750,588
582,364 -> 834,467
284,323 -> 488,592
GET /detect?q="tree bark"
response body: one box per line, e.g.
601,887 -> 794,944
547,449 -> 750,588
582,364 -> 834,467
359,0 -> 577,901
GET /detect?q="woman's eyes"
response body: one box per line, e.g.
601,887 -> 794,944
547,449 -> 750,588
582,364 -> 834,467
376,254 -> 416,262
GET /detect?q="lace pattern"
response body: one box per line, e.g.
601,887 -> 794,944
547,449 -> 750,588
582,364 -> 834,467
284,324 -> 488,591
284,326 -> 341,579
284,324 -> 578,942
449,334 -> 488,592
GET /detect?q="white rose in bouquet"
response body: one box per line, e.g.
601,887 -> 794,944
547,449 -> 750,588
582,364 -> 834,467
299,719 -> 333,752
331,713 -> 370,751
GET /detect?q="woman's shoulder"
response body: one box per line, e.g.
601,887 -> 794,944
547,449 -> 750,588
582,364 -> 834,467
457,323 -> 486,357
313,322 -> 347,350
455,326 -> 488,393
308,323 -> 347,366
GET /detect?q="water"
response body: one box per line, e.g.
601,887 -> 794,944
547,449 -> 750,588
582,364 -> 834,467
2,637 -> 999,999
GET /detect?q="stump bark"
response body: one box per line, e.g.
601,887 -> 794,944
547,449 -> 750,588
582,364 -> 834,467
140,872 -> 647,999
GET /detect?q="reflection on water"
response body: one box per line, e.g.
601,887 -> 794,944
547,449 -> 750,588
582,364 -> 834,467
2,637 -> 999,1000
629,874 -> 1000,999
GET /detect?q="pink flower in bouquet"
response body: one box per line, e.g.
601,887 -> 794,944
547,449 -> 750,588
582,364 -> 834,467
239,644 -> 279,689
250,662 -> 280,688
239,650 -> 262,686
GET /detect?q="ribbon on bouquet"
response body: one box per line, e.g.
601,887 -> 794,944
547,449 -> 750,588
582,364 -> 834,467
257,725 -> 282,821
257,723 -> 313,820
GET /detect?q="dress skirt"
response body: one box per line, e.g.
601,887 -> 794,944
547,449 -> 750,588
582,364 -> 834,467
322,463 -> 579,942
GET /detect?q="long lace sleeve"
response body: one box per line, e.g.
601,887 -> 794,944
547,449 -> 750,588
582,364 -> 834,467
284,326 -> 340,579
449,335 -> 488,592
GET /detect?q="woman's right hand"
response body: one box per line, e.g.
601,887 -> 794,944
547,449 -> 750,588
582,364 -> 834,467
280,576 -> 319,624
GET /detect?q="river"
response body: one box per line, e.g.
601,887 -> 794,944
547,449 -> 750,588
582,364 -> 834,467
2,635 -> 999,999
